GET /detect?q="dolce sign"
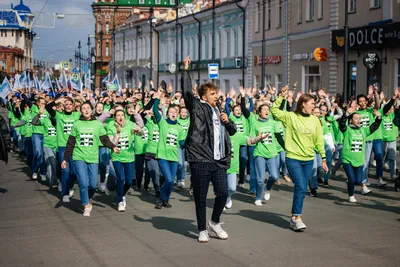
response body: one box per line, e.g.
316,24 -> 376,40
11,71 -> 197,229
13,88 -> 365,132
332,22 -> 400,51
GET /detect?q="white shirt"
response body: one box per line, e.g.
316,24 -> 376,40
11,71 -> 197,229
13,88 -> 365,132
201,100 -> 222,160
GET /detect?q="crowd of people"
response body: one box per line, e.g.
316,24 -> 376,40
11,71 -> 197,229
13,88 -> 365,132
3,57 -> 400,243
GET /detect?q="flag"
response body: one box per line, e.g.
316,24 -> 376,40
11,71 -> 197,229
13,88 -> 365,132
13,74 -> 20,90
84,69 -> 91,90
111,74 -> 120,90
102,73 -> 110,84
70,75 -> 82,92
34,76 -> 41,90
56,79 -> 62,91
42,72 -> 54,94
0,77 -> 12,99
19,71 -> 27,88
60,71 -> 68,88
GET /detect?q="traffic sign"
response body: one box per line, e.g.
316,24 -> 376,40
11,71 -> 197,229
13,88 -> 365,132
72,68 -> 79,74
208,63 -> 219,79
71,73 -> 79,82
87,58 -> 91,63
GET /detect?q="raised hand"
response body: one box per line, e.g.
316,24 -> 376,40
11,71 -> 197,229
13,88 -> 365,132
184,56 -> 191,70
281,86 -> 288,98
373,109 -> 381,118
245,87 -> 252,97
229,87 -> 237,98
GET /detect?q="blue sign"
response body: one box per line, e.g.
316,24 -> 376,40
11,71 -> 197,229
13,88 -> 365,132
72,68 -> 79,74
208,63 -> 219,79
87,57 -> 91,63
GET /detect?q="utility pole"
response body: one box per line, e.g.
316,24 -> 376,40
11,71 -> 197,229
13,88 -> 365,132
78,41 -> 82,71
343,0 -> 349,103
175,2 -> 179,92
149,6 -> 154,81
261,0 -> 266,90
113,7 -> 116,78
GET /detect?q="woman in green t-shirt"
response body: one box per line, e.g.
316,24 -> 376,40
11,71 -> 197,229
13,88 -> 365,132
339,107 -> 381,203
107,110 -> 143,212
381,106 -> 398,180
177,106 -> 190,188
61,102 -> 120,217
152,92 -> 185,209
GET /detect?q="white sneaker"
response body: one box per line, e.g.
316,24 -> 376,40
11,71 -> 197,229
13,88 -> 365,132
365,182 -> 371,186
122,196 -> 127,207
254,200 -> 262,206
32,173 -> 38,180
208,220 -> 228,240
349,196 -> 357,203
118,202 -> 125,212
180,181 -> 186,188
99,183 -> 106,192
290,216 -> 307,232
198,230 -> 210,243
225,197 -> 232,209
69,189 -> 74,198
372,160 -> 376,167
264,190 -> 271,201
238,183 -> 244,188
361,186 -> 372,195
378,178 -> 387,187
62,195 -> 70,203
384,163 -> 390,170
40,175 -> 46,182
57,183 -> 62,192
83,206 -> 91,217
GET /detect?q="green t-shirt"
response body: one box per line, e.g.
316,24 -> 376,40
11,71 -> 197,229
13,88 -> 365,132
229,114 -> 248,138
107,121 -> 136,163
342,126 -> 369,167
9,110 -> 19,126
178,117 -> 190,139
253,118 -> 278,159
332,120 -> 343,144
146,119 -> 160,155
31,105 -> 49,135
381,112 -> 398,142
357,108 -> 382,141
56,111 -> 81,147
134,126 -> 148,155
42,117 -> 58,150
71,120 -> 107,163
103,104 -> 111,112
156,118 -> 185,162
275,120 -> 285,152
227,133 -> 247,174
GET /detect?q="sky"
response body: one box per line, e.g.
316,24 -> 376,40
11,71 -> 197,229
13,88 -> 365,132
0,0 -> 95,65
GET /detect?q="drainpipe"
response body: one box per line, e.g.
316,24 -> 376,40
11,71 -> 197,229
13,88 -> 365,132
153,26 -> 160,87
192,13 -> 201,85
236,0 -> 248,87
283,0 -> 289,85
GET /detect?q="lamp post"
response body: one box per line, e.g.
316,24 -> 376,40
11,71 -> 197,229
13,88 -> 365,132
343,0 -> 349,103
261,0 -> 266,90
78,41 -> 82,71
149,6 -> 154,82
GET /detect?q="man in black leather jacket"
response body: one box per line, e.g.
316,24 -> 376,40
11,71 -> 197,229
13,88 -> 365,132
181,57 -> 236,243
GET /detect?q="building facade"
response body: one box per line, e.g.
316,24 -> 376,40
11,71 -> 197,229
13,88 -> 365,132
0,0 -> 35,78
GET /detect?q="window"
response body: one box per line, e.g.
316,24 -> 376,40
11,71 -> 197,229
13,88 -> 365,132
106,22 -> 109,33
208,32 -> 212,59
184,37 -> 188,57
226,29 -> 230,58
155,0 -> 161,4
397,60 -> 400,88
106,42 -> 109,56
224,79 -> 230,92
304,66 -> 321,92
370,0 -> 380,8
97,42 -> 101,57
298,0 -> 303,23
276,0 -> 282,28
256,2 -> 261,32
139,0 -> 144,4
265,75 -> 272,88
348,62 -> 357,98
306,0 -> 314,21
254,75 -> 260,89
318,0 -> 323,18
349,0 -> 356,13
217,31 -> 222,59
215,80 -> 220,89
238,27 -> 243,57
201,33 -> 206,60
265,0 -> 271,30
275,74 -> 283,90
367,64 -> 381,89
232,28 -> 238,57
239,79 -> 243,87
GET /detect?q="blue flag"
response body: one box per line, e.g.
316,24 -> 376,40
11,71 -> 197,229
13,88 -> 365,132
0,77 -> 12,99
102,73 -> 110,85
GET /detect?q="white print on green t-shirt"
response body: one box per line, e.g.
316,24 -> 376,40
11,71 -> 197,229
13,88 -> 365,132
142,128 -> 149,140
48,127 -> 56,137
350,132 -> 363,152
152,130 -> 159,142
360,116 -> 369,128
182,124 -> 189,133
118,133 -> 130,149
327,121 -> 331,131
28,119 -> 32,127
259,126 -> 273,145
384,121 -> 393,131
236,122 -> 244,133
63,121 -> 74,134
40,114 -> 47,120
166,132 -> 178,146
80,133 -> 94,147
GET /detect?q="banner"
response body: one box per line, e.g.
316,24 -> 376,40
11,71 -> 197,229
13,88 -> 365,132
0,77 -> 11,99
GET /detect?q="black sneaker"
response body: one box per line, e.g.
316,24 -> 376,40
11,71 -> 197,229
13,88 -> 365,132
310,189 -> 318,197
144,184 -> 149,191
324,181 -> 330,188
155,190 -> 160,198
155,199 -> 163,209
162,201 -> 172,208
317,178 -> 324,185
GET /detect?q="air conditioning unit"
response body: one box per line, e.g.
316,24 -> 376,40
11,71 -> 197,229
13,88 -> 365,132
235,57 -> 242,68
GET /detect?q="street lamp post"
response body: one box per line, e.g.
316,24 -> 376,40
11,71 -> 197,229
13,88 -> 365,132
78,41 -> 82,71
149,7 -> 154,82
261,0 -> 266,90
343,0 -> 349,103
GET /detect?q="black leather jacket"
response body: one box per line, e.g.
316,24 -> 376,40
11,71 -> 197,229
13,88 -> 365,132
182,71 -> 236,169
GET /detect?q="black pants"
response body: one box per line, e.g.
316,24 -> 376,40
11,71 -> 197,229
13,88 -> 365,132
191,162 -> 228,232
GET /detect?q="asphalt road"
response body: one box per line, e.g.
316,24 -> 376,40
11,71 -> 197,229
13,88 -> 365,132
0,108 -> 399,267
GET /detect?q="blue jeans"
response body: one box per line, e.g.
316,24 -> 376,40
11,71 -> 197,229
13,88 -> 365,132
254,156 -> 279,201
24,137 -> 33,170
99,147 -> 110,183
278,150 -> 288,176
113,161 -> 134,202
248,146 -> 256,193
74,160 -> 98,205
286,158 -> 314,216
238,146 -> 248,184
158,159 -> 178,202
310,153 -> 322,190
17,131 -> 24,152
58,146 -> 76,197
383,141 -> 397,177
333,144 -> 343,170
32,134 -> 46,175
145,157 -> 160,191
44,146 -> 58,186
343,163 -> 363,197
227,173 -> 237,197
135,154 -> 145,188
363,140 -> 384,183
10,126 -> 17,147
324,144 -> 333,182
177,147 -> 187,182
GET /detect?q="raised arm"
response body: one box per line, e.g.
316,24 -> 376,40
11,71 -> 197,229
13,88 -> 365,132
152,98 -> 162,124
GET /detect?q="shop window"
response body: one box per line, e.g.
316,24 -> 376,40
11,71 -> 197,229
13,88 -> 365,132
397,59 -> 400,88
367,65 -> 381,90
348,62 -> 357,99
254,75 -> 260,89
215,79 -> 220,89
275,74 -> 283,90
265,75 -> 272,89
304,65 -> 321,92
224,79 -> 230,92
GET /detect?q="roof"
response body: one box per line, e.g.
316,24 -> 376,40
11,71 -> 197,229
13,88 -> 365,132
0,10 -> 24,29
13,0 -> 31,14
